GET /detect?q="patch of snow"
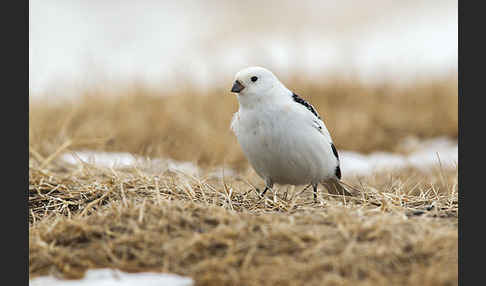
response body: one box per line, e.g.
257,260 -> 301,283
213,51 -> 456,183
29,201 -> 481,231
60,151 -> 234,179
29,269 -> 193,286
61,137 -> 458,178
61,151 -> 139,168
60,137 -> 457,178
33,141 -> 457,284
340,137 -> 457,177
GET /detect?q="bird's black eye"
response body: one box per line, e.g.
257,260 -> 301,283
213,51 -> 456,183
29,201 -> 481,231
251,76 -> 258,82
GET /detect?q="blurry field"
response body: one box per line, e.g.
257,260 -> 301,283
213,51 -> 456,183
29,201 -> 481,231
29,77 -> 458,285
29,76 -> 457,170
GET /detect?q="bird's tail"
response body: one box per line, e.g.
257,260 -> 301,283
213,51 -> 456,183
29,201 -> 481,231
322,179 -> 360,197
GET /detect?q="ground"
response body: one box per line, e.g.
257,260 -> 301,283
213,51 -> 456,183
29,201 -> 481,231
29,77 -> 458,286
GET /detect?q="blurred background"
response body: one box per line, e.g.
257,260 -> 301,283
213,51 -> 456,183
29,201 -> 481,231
29,0 -> 457,96
29,2 -> 459,283
29,0 -> 458,172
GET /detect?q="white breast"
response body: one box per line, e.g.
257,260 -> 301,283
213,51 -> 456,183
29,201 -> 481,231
231,102 -> 338,186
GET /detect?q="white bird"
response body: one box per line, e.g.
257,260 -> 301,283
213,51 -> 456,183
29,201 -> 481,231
230,66 -> 354,200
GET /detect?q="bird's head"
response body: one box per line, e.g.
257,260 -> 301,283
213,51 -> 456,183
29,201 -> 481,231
230,66 -> 284,100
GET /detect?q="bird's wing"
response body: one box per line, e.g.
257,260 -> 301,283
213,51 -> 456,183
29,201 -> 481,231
291,92 -> 342,179
291,92 -> 332,141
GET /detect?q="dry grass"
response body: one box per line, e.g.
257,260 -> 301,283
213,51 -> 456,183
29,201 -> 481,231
29,76 -> 457,170
29,159 -> 457,286
29,77 -> 458,285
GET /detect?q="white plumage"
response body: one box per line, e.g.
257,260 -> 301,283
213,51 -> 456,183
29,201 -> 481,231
230,66 -> 352,200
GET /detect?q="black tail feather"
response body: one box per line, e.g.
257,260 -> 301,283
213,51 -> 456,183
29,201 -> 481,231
321,179 -> 358,197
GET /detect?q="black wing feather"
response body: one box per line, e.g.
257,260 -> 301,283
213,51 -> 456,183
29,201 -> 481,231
292,93 -> 321,120
331,143 -> 341,178
335,166 -> 341,179
331,143 -> 339,160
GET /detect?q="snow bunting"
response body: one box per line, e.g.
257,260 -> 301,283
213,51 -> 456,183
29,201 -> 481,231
230,66 -> 354,200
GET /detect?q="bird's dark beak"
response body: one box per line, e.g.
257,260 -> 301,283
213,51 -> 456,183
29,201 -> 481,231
231,80 -> 245,93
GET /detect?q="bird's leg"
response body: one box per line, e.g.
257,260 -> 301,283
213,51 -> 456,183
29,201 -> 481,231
313,183 -> 318,202
260,186 -> 269,196
260,180 -> 274,197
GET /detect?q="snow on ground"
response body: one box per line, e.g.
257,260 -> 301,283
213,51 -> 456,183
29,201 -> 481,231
60,137 -> 457,178
60,151 -> 233,179
30,269 -> 193,286
340,137 -> 458,176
